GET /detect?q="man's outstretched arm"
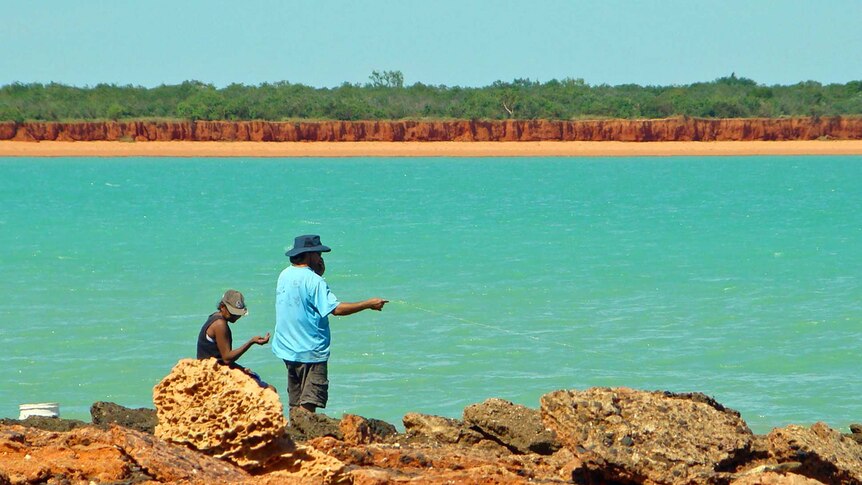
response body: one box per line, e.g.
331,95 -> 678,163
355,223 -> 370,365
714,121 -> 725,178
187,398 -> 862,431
332,298 -> 388,316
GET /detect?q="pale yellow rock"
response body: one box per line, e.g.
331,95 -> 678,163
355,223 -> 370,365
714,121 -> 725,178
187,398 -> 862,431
731,471 -> 826,485
265,445 -> 350,484
153,358 -> 288,469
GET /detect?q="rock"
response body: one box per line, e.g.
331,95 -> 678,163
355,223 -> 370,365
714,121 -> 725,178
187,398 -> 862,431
846,423 -> 862,446
463,398 -> 560,455
349,468 -> 393,484
766,422 -> 862,484
731,470 -> 827,484
0,416 -> 88,432
348,464 -> 528,484
664,390 -> 742,417
0,423 -> 248,484
90,401 -> 157,433
152,358 -> 290,470
339,414 -> 397,445
402,412 -> 484,445
541,387 -> 755,484
110,423 -> 249,482
308,434 -> 566,484
262,442 -> 351,483
288,407 -> 343,441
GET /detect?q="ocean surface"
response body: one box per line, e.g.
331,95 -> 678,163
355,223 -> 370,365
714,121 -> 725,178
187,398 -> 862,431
2,155 -> 860,434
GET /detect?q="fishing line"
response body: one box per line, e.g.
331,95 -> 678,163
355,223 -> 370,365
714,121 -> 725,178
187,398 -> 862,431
392,299 -> 580,351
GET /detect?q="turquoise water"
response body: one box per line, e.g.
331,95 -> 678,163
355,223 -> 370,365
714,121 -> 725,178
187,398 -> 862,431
2,155 -> 861,434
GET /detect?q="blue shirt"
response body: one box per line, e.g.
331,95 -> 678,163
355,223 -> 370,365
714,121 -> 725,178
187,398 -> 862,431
272,265 -> 340,363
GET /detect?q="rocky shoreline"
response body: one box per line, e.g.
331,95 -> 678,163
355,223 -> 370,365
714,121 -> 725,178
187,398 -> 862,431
3,359 -> 862,484
2,117 -> 862,143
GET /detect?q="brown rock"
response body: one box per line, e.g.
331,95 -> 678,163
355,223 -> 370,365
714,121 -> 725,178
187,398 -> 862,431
766,422 -> 862,484
731,470 -> 826,484
348,465 -> 530,484
152,358 -> 290,470
0,416 -> 88,432
349,468 -> 394,484
340,413 -> 370,445
288,407 -> 343,441
463,397 -> 560,455
109,423 -> 248,482
0,426 -> 128,484
308,435 -> 567,484
541,387 -> 754,484
90,401 -> 157,433
847,423 -> 862,446
339,413 -> 397,445
402,412 -> 484,445
262,444 -> 351,484
0,423 -> 248,484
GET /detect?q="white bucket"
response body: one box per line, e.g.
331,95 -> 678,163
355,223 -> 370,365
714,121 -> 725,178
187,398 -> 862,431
19,402 -> 60,419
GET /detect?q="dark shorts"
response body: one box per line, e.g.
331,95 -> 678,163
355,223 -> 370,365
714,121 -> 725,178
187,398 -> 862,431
284,360 -> 329,408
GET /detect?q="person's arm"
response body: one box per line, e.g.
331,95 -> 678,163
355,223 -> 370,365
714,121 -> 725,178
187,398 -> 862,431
331,298 -> 388,316
211,319 -> 270,364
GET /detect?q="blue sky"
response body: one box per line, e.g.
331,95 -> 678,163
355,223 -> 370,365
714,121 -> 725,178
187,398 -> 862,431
2,0 -> 860,88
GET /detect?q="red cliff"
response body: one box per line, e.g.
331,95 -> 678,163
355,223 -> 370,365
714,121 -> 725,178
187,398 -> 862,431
1,117 -> 861,142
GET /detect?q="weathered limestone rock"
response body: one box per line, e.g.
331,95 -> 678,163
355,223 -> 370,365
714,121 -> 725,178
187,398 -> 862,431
731,470 -> 827,484
402,412 -> 484,445
0,416 -> 88,432
288,407 -> 343,441
0,423 -> 248,484
90,401 -> 157,433
0,426 -> 126,484
260,444 -> 351,484
26,389 -> 862,484
463,397 -> 561,455
847,423 -> 862,445
766,422 -> 862,484
152,358 -> 289,469
541,387 -> 755,484
339,413 -> 397,445
309,434 -> 571,484
111,422 -> 251,482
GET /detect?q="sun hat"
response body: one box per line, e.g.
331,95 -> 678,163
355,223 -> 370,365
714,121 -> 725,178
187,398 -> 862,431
221,289 -> 248,316
285,234 -> 332,257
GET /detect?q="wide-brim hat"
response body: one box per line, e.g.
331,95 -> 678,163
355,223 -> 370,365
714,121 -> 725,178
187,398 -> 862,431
221,289 -> 248,316
285,234 -> 331,257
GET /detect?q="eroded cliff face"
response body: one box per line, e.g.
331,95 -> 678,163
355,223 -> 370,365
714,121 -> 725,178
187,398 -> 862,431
1,117 -> 860,142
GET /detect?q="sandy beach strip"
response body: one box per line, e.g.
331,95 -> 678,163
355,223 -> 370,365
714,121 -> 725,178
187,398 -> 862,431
2,140 -> 862,158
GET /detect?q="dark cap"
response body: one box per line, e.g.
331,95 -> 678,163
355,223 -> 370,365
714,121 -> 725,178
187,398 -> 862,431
220,289 -> 248,316
285,234 -> 332,257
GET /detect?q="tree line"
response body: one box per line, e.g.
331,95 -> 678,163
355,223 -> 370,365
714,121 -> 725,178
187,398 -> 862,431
1,71 -> 861,122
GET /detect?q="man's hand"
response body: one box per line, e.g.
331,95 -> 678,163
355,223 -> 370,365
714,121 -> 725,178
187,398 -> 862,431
368,298 -> 389,311
253,333 -> 271,345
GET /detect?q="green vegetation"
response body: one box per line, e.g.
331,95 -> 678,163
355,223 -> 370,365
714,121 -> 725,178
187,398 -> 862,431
1,72 -> 861,122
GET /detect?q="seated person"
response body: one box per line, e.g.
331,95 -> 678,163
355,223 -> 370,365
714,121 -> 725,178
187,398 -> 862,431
197,289 -> 273,390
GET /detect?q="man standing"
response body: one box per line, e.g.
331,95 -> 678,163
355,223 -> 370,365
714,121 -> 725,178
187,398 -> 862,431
273,234 -> 387,413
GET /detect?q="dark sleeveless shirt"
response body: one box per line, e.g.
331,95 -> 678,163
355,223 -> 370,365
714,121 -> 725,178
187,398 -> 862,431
196,312 -> 232,361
